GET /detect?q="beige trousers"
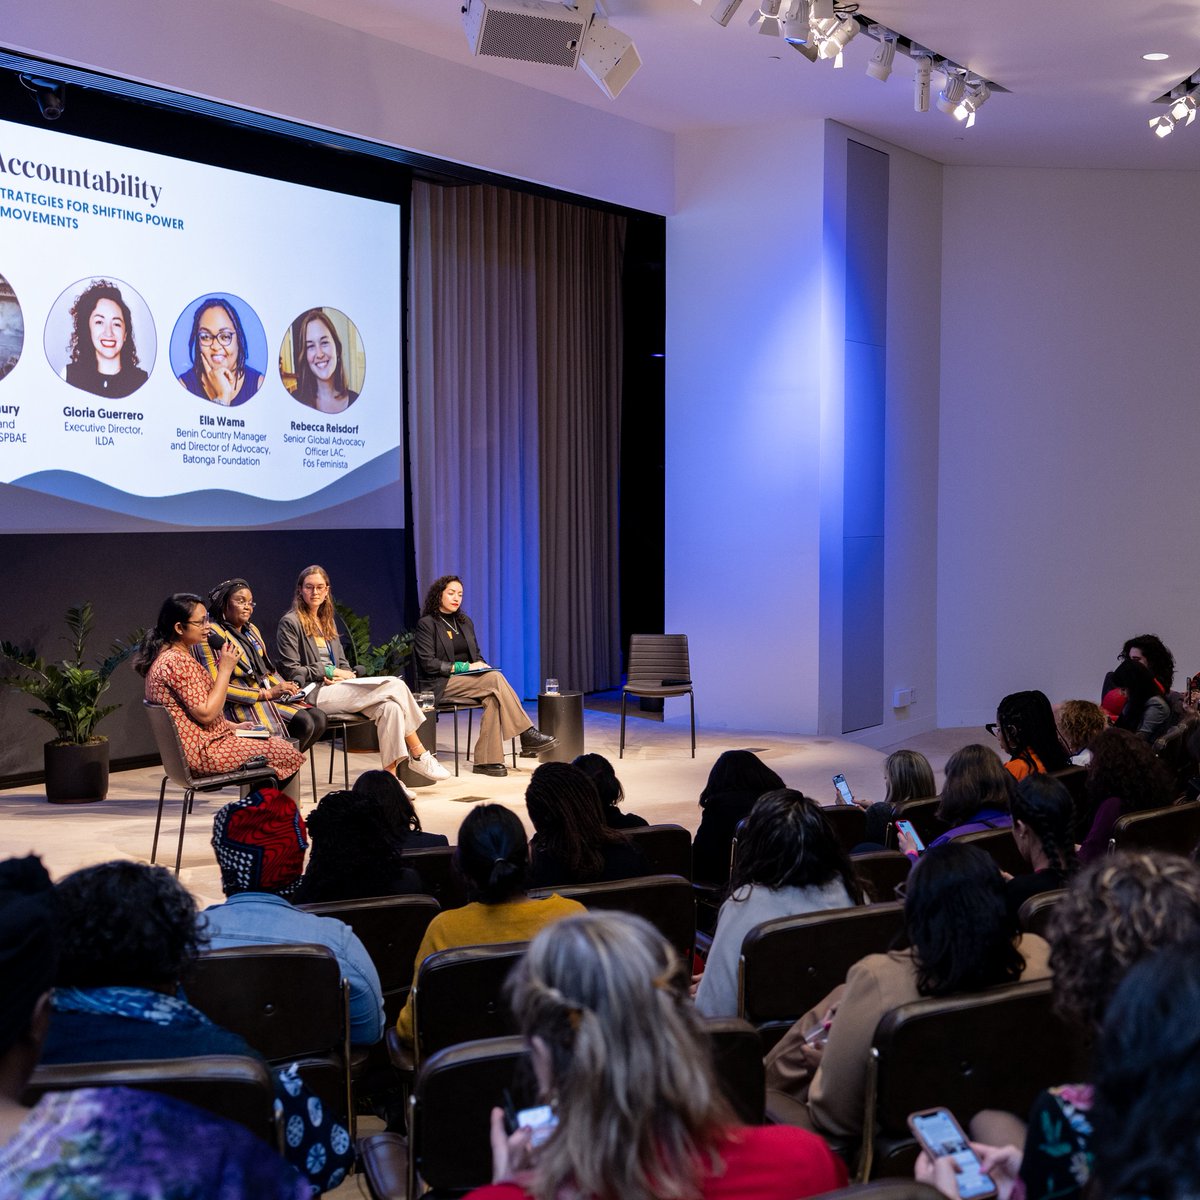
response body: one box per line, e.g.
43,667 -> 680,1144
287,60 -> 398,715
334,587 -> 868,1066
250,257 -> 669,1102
442,670 -> 531,765
317,676 -> 423,768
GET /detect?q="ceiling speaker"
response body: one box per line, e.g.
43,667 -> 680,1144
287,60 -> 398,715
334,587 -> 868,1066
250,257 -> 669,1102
463,0 -> 588,70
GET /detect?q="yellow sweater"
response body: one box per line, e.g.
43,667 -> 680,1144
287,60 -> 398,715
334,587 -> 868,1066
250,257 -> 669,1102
395,893 -> 586,1042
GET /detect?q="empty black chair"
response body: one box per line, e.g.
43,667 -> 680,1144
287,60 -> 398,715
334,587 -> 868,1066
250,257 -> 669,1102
620,634 -> 695,758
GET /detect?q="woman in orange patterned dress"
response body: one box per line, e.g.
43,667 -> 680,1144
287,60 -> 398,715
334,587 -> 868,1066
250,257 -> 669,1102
134,593 -> 305,797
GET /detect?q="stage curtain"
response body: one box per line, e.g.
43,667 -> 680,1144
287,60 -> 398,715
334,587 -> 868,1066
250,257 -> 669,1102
409,181 -> 624,699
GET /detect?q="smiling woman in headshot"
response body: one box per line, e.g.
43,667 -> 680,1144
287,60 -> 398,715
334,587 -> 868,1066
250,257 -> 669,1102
63,279 -> 149,398
290,307 -> 359,414
178,296 -> 263,406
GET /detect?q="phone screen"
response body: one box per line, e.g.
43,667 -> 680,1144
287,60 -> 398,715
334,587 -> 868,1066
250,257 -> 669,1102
910,1110 -> 995,1200
895,819 -> 925,853
832,774 -> 854,805
516,1103 -> 558,1148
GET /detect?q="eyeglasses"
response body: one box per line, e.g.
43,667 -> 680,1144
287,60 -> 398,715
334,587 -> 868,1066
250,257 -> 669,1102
985,722 -> 999,738
184,617 -> 211,627
198,329 -> 236,347
302,584 -> 328,593
231,599 -> 256,609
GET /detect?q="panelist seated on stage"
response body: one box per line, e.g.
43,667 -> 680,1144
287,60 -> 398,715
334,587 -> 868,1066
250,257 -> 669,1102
414,574 -> 557,778
202,787 -> 385,1047
276,564 -> 448,783
193,577 -> 328,755
135,593 -> 305,802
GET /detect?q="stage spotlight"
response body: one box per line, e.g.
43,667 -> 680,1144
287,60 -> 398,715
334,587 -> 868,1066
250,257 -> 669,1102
958,82 -> 990,126
579,15 -> 642,97
913,56 -> 932,112
817,14 -> 859,58
1150,113 -> 1176,137
936,69 -> 966,115
866,32 -> 896,81
1169,94 -> 1198,126
711,0 -> 744,26
779,0 -> 810,42
19,75 -> 65,121
790,37 -> 820,62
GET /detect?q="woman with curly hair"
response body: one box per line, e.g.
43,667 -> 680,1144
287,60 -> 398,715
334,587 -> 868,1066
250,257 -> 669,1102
1055,699 -> 1109,766
413,574 -> 556,777
351,769 -> 450,849
62,279 -> 149,398
1005,773 -> 1078,924
1078,727 -> 1176,863
695,790 -> 860,1017
926,852 -> 1200,1200
572,753 -> 647,829
526,762 -> 648,888
469,911 -> 847,1200
993,690 -> 1070,780
765,843 -> 1049,1139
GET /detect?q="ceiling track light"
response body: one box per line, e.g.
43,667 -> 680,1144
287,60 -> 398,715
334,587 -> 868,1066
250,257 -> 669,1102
866,31 -> 896,81
710,0 -> 745,27
1150,113 -> 1176,137
1169,94 -> 1198,125
936,68 -> 966,115
913,55 -> 932,112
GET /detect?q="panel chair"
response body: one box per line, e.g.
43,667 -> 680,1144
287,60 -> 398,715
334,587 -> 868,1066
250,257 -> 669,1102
386,940 -> 528,1076
620,633 -> 695,758
739,902 -> 905,1052
315,712 -> 375,791
1108,799 -> 1200,857
183,943 -> 354,1136
25,1055 -> 280,1147
143,701 -> 279,875
858,978 -> 1089,1180
624,822 -> 694,880
531,874 -> 696,962
1017,888 -> 1067,939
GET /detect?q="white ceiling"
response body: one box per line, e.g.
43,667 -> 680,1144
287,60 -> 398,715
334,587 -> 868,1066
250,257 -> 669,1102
265,0 -> 1200,170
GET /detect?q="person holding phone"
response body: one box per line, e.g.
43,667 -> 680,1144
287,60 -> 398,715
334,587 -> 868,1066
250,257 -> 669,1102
898,744 -> 1014,858
194,577 -> 328,754
470,911 -> 848,1200
277,564 -> 448,782
764,843 -> 1050,1140
414,574 -> 556,778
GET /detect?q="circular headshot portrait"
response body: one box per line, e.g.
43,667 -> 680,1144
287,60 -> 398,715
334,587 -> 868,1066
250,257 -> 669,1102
170,293 -> 267,408
280,307 -> 365,415
0,273 -> 23,384
45,277 -> 156,400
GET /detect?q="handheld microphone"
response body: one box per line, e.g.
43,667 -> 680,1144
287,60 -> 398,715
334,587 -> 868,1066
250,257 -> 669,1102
207,630 -> 227,654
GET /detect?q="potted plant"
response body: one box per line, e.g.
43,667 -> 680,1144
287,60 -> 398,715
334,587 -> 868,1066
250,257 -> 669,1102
1,603 -> 139,803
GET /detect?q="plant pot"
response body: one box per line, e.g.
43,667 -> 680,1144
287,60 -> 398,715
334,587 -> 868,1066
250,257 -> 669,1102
44,739 -> 109,804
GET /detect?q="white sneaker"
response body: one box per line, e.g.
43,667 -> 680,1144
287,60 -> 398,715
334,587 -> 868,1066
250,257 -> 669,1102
408,750 -> 451,781
399,779 -> 418,802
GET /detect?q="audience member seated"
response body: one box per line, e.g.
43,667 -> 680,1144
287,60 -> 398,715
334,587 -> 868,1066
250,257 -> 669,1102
572,752 -> 648,829
195,576 -> 328,754
855,749 -> 937,850
898,744 -> 1014,858
1004,774 -> 1078,925
277,563 -> 448,781
0,856 -> 310,1200
352,769 -> 451,849
1109,658 -> 1172,742
692,751 -> 786,886
1091,943 -> 1200,1200
1102,633 -> 1176,699
466,911 -> 848,1200
695,790 -> 860,1017
39,861 -> 259,1065
1054,699 -> 1109,766
395,804 -> 585,1044
993,690 -> 1070,780
293,788 -> 425,904
134,593 -> 305,800
202,787 -> 385,1046
1077,727 -> 1175,863
764,842 -> 1050,1141
526,762 -> 649,888
921,851 -> 1200,1200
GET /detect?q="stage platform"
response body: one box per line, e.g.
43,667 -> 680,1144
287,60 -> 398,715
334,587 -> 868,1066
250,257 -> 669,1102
0,695 -> 981,909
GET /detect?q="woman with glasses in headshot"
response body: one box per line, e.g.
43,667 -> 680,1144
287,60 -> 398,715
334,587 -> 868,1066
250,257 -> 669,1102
177,296 -> 263,407
134,593 -> 305,798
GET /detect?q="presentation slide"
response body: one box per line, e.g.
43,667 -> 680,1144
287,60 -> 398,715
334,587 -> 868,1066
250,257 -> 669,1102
0,116 -> 403,532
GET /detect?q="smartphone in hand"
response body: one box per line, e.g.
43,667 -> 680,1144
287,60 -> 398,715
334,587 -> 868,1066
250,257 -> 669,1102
895,819 -> 925,853
908,1108 -> 997,1200
832,773 -> 855,806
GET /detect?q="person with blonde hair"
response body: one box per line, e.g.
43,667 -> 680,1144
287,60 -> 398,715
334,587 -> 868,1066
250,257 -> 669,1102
1055,699 -> 1109,765
276,564 -> 447,782
470,911 -> 847,1200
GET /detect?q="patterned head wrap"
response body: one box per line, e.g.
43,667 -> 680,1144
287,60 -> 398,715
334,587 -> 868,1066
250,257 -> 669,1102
211,787 -> 308,897
0,855 -> 57,1055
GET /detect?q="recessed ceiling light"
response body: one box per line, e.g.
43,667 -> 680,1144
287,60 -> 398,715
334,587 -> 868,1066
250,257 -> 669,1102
1143,52 -> 1170,61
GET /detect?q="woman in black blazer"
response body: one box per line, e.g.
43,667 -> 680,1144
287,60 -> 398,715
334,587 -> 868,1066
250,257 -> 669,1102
414,574 -> 556,777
